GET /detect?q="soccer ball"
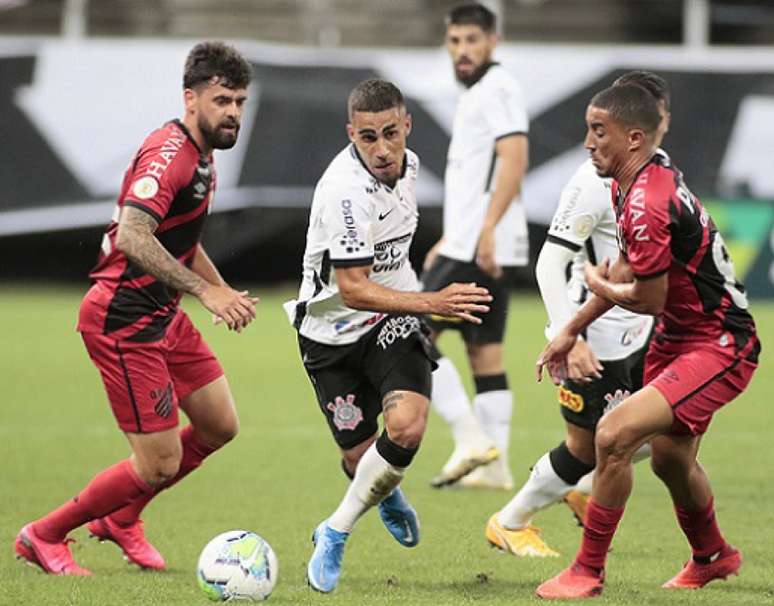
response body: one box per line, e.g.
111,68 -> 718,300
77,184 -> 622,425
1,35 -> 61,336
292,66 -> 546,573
196,530 -> 278,602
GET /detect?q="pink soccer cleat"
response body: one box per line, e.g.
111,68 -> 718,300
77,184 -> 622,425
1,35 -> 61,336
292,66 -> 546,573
87,516 -> 165,570
662,545 -> 741,589
14,523 -> 91,576
535,562 -> 604,600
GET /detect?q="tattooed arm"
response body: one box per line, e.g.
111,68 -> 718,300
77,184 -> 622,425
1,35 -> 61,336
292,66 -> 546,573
115,206 -> 207,296
115,206 -> 258,331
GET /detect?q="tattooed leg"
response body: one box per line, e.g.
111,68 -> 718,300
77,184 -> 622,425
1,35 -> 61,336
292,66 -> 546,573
382,390 -> 429,450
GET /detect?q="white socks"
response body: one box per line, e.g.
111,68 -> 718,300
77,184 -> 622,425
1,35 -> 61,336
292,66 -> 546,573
432,357 -> 492,448
328,442 -> 404,534
497,453 -> 572,529
473,389 -> 512,457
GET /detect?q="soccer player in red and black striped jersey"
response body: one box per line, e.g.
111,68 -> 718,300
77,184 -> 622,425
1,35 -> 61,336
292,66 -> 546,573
15,42 -> 258,575
535,83 -> 759,598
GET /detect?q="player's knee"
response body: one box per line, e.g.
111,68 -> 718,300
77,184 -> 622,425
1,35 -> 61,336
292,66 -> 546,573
212,416 -> 240,447
144,454 -> 182,487
196,412 -> 239,448
386,415 -> 426,449
594,420 -> 631,464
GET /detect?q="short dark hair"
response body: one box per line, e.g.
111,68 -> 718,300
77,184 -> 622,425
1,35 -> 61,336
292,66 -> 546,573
347,79 -> 405,119
590,84 -> 662,135
613,70 -> 671,111
183,41 -> 251,90
446,3 -> 497,33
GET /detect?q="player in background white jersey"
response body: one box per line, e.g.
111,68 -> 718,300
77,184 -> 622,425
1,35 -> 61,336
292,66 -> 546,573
424,3 -> 530,490
285,79 -> 492,593
485,72 -> 671,557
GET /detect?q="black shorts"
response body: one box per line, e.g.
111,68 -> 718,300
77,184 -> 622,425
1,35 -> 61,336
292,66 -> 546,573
421,254 -> 511,344
559,343 -> 647,431
299,315 -> 436,450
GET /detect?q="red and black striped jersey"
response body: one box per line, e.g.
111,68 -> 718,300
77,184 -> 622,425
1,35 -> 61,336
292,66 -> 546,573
77,120 -> 216,342
612,153 -> 756,351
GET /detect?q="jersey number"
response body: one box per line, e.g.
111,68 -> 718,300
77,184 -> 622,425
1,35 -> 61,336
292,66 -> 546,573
711,233 -> 748,309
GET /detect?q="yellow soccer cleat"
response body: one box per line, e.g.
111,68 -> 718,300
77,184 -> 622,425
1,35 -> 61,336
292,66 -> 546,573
430,445 -> 500,488
564,490 -> 590,527
485,514 -> 560,558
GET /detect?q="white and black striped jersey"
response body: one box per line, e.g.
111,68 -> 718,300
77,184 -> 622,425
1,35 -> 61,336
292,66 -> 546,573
440,63 -> 529,267
546,158 -> 653,360
284,145 -> 421,345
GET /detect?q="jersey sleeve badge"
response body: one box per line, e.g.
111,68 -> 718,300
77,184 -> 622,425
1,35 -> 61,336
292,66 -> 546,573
573,214 -> 594,239
131,176 -> 160,200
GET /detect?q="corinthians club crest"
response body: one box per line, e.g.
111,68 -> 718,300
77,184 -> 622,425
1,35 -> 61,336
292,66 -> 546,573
327,394 -> 363,431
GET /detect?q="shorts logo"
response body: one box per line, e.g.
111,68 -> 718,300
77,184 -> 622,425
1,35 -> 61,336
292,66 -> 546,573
558,386 -> 584,412
662,369 -> 679,383
602,388 -> 631,416
376,316 -> 421,349
151,383 -> 174,419
327,394 -> 363,431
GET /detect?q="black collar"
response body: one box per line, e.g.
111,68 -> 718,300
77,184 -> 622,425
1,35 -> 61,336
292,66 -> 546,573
349,144 -> 407,189
171,119 -> 206,157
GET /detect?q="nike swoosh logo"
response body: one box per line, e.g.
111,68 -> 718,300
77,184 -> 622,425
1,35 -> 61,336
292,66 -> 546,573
403,520 -> 414,544
378,209 -> 394,221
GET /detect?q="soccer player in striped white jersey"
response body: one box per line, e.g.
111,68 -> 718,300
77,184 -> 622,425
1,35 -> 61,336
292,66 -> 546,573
285,79 -> 491,593
485,72 -> 671,557
424,3 -> 530,490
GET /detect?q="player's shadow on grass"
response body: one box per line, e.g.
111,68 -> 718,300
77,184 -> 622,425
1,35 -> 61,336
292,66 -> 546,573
345,574 -> 539,596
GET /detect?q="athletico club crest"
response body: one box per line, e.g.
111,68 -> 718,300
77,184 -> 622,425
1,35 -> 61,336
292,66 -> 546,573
326,394 -> 363,431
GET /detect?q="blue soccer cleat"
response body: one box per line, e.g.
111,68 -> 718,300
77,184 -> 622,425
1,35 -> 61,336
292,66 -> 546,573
307,521 -> 349,593
378,487 -> 420,547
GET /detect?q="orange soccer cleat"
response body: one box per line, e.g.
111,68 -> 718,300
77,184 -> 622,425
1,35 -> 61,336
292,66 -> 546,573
87,516 -> 166,570
662,545 -> 741,589
14,523 -> 92,576
535,562 -> 604,600
563,490 -> 589,527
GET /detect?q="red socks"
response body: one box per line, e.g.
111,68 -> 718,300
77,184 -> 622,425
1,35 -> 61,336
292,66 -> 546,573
110,425 -> 217,527
575,499 -> 625,572
675,497 -> 727,561
34,459 -> 152,542
573,497 -> 726,572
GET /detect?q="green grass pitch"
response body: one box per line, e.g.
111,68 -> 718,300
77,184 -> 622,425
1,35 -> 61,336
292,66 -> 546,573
1,286 -> 773,605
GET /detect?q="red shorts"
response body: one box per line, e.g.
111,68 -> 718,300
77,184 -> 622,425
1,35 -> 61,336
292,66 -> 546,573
644,335 -> 759,436
81,310 -> 224,433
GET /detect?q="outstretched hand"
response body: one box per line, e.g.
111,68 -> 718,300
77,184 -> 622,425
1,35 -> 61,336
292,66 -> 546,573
432,282 -> 493,324
200,285 -> 259,333
566,338 -> 604,383
536,329 -> 604,385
